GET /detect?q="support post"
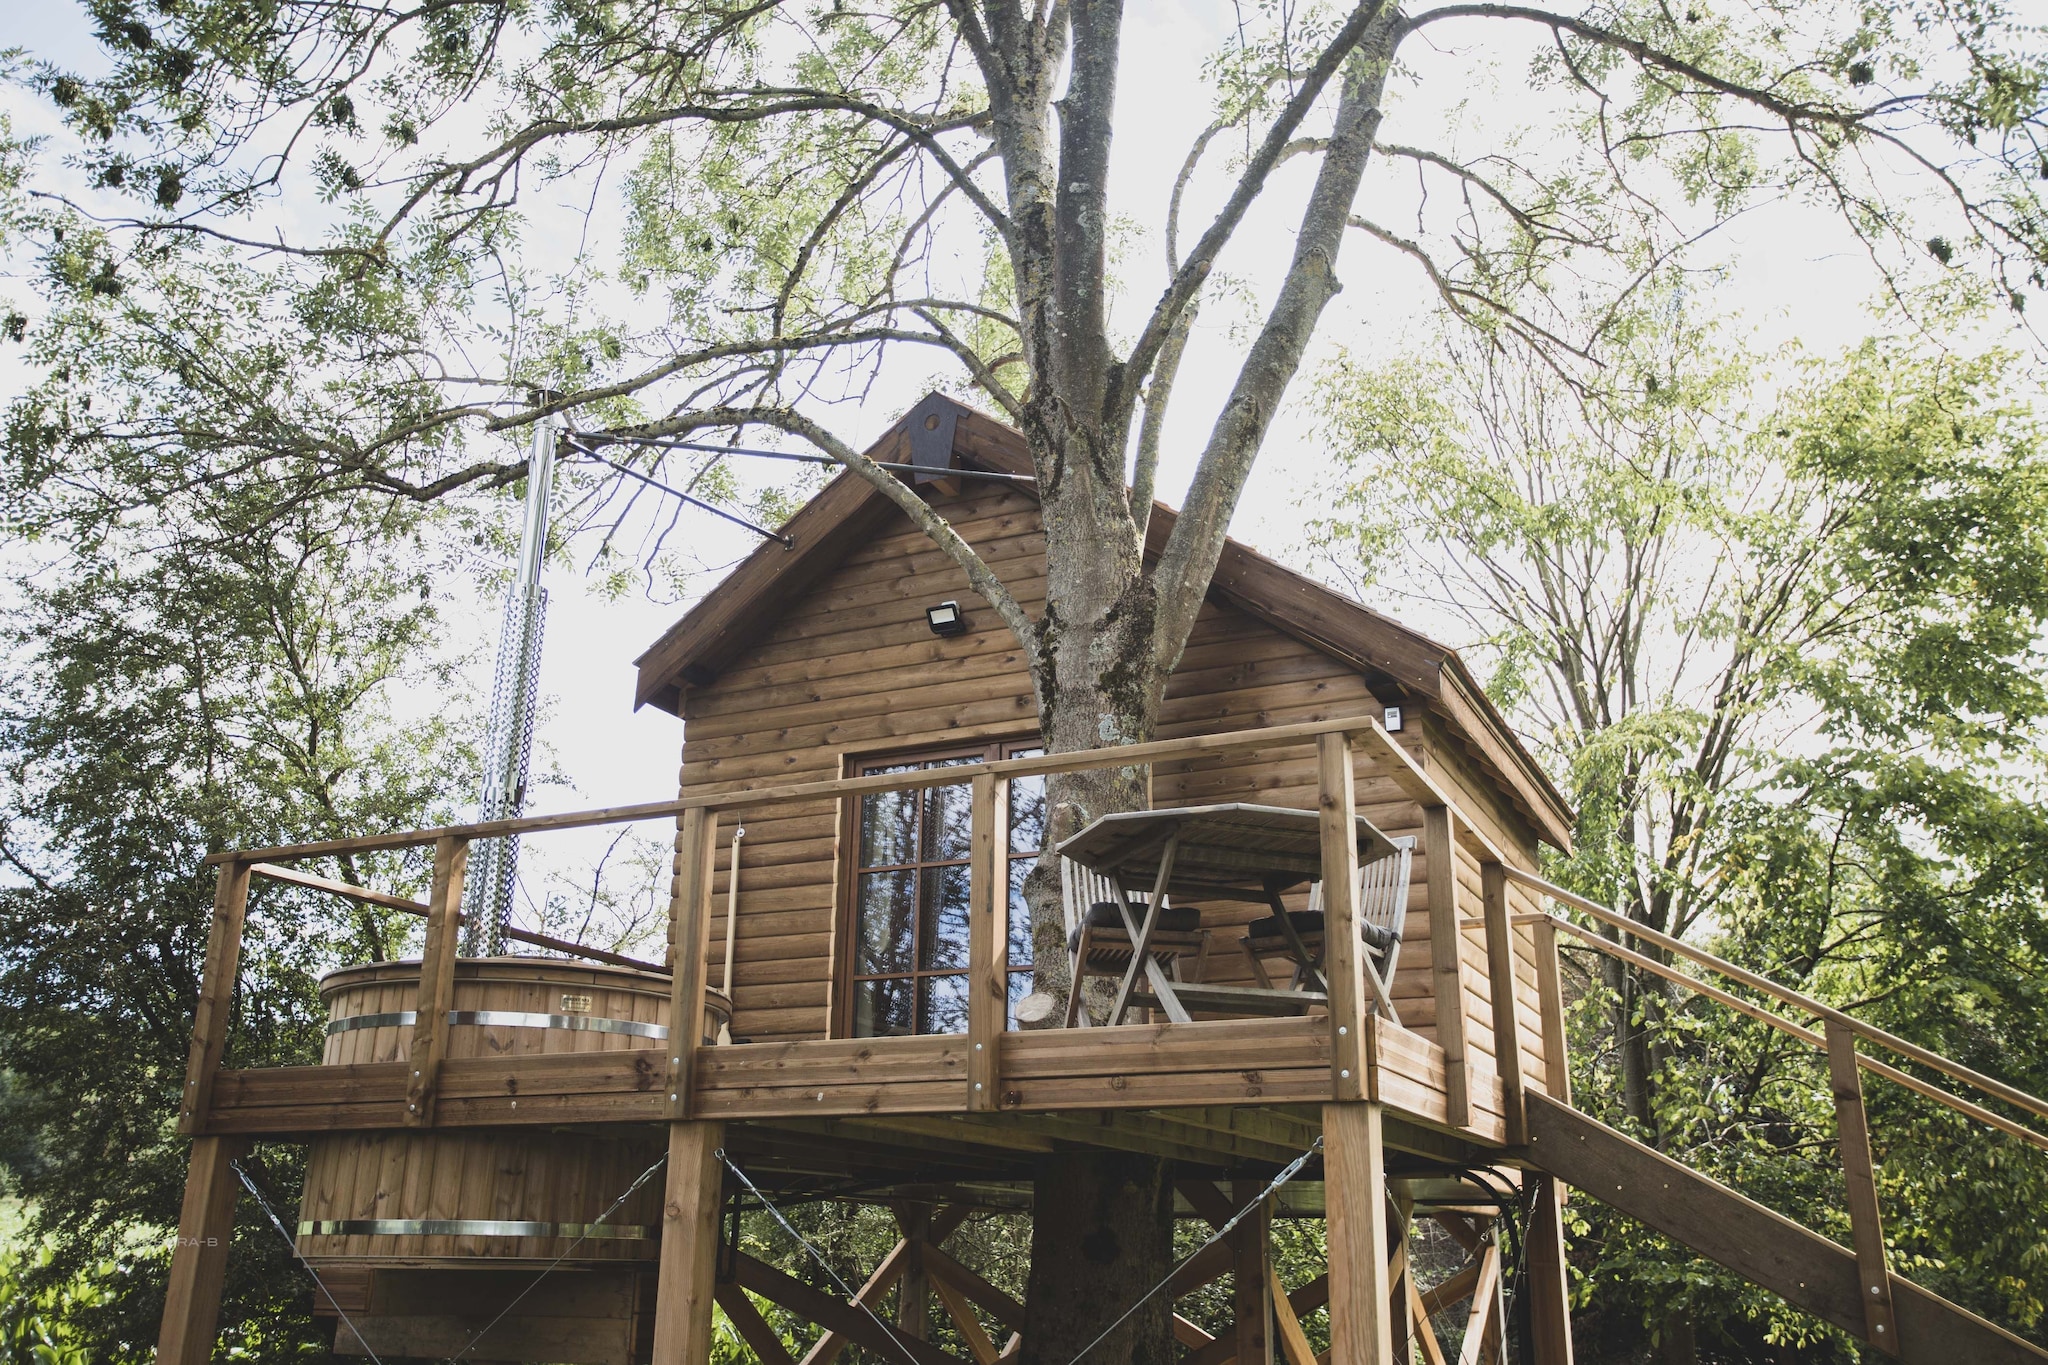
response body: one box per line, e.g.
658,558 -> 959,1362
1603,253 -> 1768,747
1324,1102 -> 1394,1365
1533,917 -> 1571,1105
967,772 -> 1009,1111
896,1205 -> 931,1341
1525,1174 -> 1575,1365
155,1134 -> 249,1365
404,834 -> 468,1126
1318,733 -> 1368,1103
179,862 -> 252,1136
652,1120 -> 727,1364
1825,1020 -> 1898,1355
1480,861 -> 1526,1144
1231,1179 -> 1274,1365
667,807 -> 719,1119
1423,804 -> 1471,1127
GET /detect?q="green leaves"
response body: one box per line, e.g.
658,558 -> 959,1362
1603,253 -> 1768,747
1311,303 -> 2048,1348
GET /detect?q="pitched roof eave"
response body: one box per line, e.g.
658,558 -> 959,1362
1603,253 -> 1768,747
633,394 -> 1576,849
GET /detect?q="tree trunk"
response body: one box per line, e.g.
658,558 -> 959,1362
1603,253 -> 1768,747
1019,1150 -> 1177,1365
983,13 -> 1403,1361
1016,478 -> 1171,1363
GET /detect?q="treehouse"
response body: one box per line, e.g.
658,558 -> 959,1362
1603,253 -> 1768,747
156,396 -> 2048,1365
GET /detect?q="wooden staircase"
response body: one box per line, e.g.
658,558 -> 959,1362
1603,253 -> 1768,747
1524,1086 -> 2046,1362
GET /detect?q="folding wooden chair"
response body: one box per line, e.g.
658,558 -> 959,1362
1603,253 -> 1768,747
1059,857 -> 1209,1027
1240,836 -> 1414,1019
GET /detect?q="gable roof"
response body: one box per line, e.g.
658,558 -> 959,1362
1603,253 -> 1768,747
634,395 -> 1575,849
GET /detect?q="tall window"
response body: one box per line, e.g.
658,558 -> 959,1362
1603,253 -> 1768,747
845,741 -> 1045,1037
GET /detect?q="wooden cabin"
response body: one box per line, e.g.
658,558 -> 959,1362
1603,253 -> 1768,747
635,393 -> 1574,1093
152,395 -> 2048,1365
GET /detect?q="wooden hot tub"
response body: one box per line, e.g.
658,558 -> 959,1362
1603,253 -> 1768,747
295,956 -> 729,1270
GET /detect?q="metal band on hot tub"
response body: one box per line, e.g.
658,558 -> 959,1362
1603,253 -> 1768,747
296,1218 -> 656,1241
323,1010 -> 668,1040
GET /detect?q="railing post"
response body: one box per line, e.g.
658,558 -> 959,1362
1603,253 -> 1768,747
667,806 -> 719,1119
405,834 -> 469,1126
1318,732 -> 1369,1103
1533,917 -> 1571,1106
1422,803 -> 1471,1128
179,860 -> 252,1137
1526,915 -> 1577,1363
967,773 -> 1009,1112
1825,1019 -> 1898,1355
1480,861 -> 1526,1145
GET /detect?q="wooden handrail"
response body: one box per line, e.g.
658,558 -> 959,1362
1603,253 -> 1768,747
1509,873 -> 2048,1150
204,714 -> 1405,866
248,863 -> 664,972
1539,909 -> 2048,1153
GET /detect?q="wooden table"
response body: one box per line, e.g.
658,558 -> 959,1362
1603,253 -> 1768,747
1056,803 -> 1399,1025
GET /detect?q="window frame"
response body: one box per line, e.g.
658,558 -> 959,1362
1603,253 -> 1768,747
832,736 -> 1044,1040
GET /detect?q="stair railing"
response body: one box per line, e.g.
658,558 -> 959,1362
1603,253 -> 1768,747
1487,865 -> 2048,1356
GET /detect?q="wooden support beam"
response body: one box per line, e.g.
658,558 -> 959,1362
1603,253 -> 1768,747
1232,1179 -> 1273,1365
718,1284 -> 799,1365
932,1276 -> 1001,1365
1533,917 -> 1571,1105
652,1120 -> 726,1364
1417,1260 -> 1482,1318
1407,1273 -> 1450,1365
1324,1102 -> 1394,1365
921,1245 -> 1025,1331
1826,1020 -> 1898,1355
930,1204 -> 976,1248
1422,806 -> 1470,1128
403,835 -> 468,1126
1479,862 -> 1526,1144
1525,1174 -> 1575,1365
154,1134 -> 248,1364
799,1239 -> 916,1365
1268,1266 -> 1317,1365
967,773 -> 1008,1112
1176,1315 -> 1218,1349
179,863 -> 252,1136
1178,1177 -> 1237,1230
1455,1244 -> 1501,1365
896,1205 -> 931,1341
1318,733 -> 1369,1103
1181,1276 -> 1333,1365
735,1251 -> 966,1365
1417,1260 -> 1482,1326
1387,1196 -> 1412,1365
667,807 -> 718,1118
1166,1240 -> 1238,1300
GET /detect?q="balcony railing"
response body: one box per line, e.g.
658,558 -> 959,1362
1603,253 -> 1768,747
181,714 -> 1572,1144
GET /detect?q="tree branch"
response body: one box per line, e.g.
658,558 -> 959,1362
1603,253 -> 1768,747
634,405 -> 1042,668
1108,0 -> 1393,448
1150,12 -> 1403,668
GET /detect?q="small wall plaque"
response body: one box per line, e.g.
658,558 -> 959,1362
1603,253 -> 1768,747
559,993 -> 594,1014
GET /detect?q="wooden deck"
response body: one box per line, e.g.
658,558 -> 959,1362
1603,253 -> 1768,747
206,1012 -> 1507,1146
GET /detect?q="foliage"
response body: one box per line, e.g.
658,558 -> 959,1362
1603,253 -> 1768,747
1310,304 -> 2048,1356
0,485 -> 479,1359
0,1241 -> 133,1365
2,0 -> 2048,1353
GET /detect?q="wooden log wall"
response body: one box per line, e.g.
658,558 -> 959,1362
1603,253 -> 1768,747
676,482 -> 1559,1092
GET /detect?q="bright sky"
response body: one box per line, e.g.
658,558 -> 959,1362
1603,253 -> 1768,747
0,0 -> 1940,869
